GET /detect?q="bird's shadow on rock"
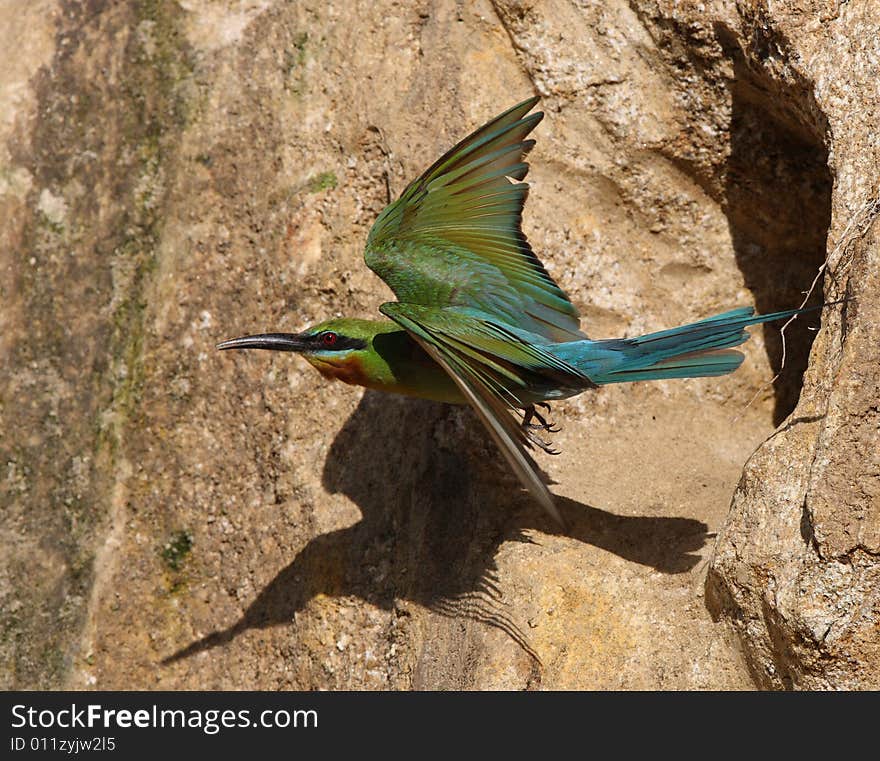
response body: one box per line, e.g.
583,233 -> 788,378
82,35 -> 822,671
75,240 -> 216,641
164,392 -> 710,665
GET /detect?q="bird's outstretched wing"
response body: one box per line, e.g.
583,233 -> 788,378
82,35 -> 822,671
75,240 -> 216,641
365,97 -> 585,343
380,302 -> 592,526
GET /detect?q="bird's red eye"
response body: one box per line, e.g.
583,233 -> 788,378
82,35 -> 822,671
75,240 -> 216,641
321,331 -> 338,347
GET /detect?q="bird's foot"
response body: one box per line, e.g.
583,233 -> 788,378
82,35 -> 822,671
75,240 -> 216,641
521,403 -> 560,433
521,404 -> 561,455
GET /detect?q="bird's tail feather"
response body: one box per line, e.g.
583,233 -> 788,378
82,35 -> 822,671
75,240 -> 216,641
580,305 -> 819,385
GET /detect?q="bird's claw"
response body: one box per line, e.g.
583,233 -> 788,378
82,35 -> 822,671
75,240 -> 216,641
522,404 -> 561,455
521,403 -> 559,433
526,430 -> 561,455
528,422 -> 560,432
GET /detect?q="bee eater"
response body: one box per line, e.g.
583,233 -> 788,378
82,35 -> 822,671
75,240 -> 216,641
219,97 -> 822,526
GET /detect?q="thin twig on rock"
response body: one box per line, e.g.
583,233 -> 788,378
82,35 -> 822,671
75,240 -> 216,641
734,195 -> 880,423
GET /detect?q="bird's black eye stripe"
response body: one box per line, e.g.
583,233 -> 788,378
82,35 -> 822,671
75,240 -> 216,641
313,332 -> 367,351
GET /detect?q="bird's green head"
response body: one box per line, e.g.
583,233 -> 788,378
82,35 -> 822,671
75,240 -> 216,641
217,318 -> 391,381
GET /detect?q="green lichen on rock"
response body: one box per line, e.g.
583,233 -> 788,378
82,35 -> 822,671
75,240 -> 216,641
307,171 -> 337,193
287,31 -> 309,71
160,530 -> 193,572
105,0 -> 198,436
284,31 -> 310,92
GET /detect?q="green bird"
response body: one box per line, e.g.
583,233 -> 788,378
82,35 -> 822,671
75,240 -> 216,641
219,97 -> 818,526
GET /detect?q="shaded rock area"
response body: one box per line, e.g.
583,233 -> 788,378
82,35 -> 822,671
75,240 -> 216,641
1,0 -> 876,689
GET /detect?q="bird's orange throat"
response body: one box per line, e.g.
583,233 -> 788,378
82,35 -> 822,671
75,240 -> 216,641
306,355 -> 371,388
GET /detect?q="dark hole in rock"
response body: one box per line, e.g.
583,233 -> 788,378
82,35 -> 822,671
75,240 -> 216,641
718,24 -> 832,425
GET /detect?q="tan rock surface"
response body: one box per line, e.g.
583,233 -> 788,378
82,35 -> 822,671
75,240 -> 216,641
1,0 -> 875,689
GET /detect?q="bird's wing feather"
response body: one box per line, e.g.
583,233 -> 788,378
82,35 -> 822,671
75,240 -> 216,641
365,97 -> 585,342
381,302 -> 573,526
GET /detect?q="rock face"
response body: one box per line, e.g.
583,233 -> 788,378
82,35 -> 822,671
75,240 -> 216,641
703,3 -> 880,690
1,0 -> 876,690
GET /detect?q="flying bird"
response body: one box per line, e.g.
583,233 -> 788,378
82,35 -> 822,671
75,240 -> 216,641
219,97 -> 818,526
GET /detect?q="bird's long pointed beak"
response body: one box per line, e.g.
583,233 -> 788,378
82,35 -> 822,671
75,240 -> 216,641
216,333 -> 310,352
